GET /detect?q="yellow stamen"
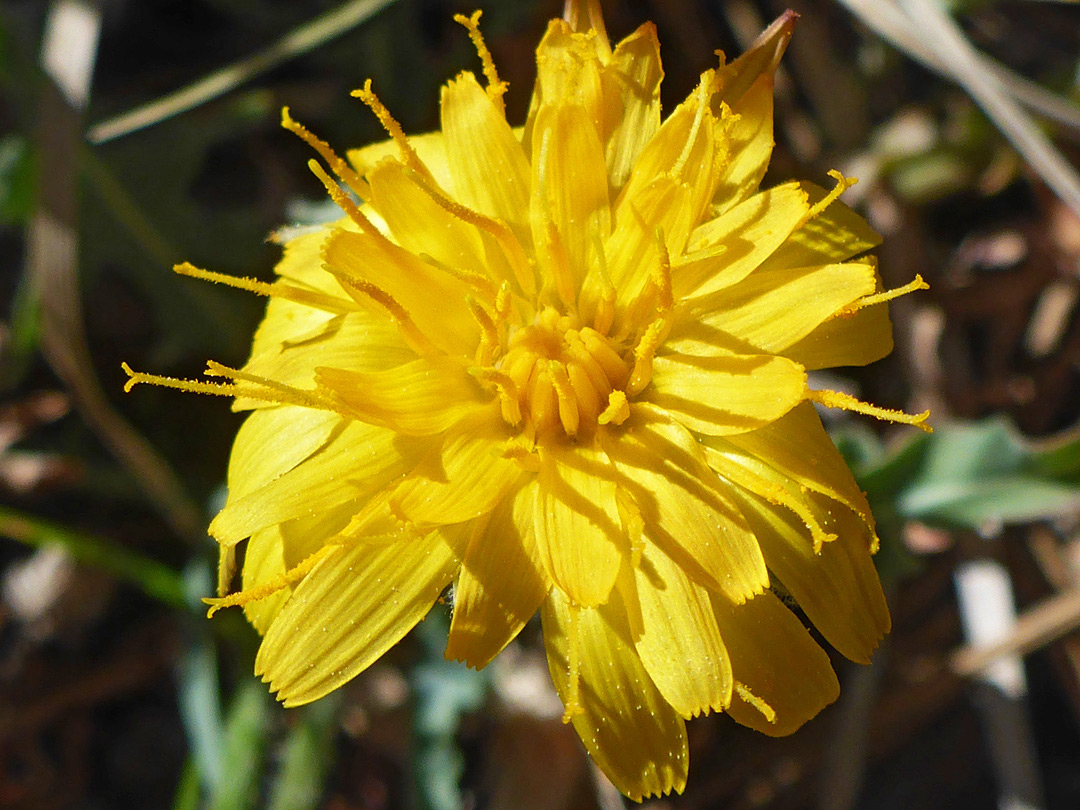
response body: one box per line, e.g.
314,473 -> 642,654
351,80 -> 433,183
670,76 -> 712,178
281,107 -> 370,199
650,232 -> 674,314
579,329 -> 627,388
471,367 -> 523,426
122,363 -> 328,412
467,296 -> 499,366
204,361 -> 334,411
706,450 -> 836,553
453,11 -> 508,109
420,253 -> 497,301
174,261 -> 355,314
627,319 -> 667,396
735,681 -> 776,724
408,169 -> 535,297
797,169 -> 857,230
808,388 -> 932,433
501,436 -> 540,472
204,543 -> 341,617
306,159 -> 382,238
562,603 -> 584,723
494,282 -> 512,327
323,269 -> 438,356
838,274 -> 929,317
547,361 -> 580,438
543,218 -> 577,309
597,389 -> 630,426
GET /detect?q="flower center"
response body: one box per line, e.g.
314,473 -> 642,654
499,307 -> 629,439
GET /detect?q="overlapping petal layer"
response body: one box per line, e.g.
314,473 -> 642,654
164,1 -> 921,800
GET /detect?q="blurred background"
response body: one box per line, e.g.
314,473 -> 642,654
2,0 -> 1080,808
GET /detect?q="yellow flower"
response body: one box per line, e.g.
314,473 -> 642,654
126,1 -> 929,799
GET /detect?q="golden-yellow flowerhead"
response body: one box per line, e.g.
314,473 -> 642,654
127,1 -> 929,799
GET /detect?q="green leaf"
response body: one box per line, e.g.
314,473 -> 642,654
0,268 -> 42,392
858,417 -> 1080,531
0,506 -> 186,608
1030,426 -> 1080,482
898,475 -> 1080,530
266,695 -> 341,810
209,677 -> 274,810
0,134 -> 34,224
411,610 -> 488,810
177,562 -> 226,798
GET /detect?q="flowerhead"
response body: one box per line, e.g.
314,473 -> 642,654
126,0 -> 929,799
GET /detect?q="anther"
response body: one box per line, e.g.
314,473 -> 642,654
547,361 -> 580,438
467,296 -> 499,366
735,681 -> 776,724
472,368 -> 523,426
651,232 -> 674,314
281,107 -> 370,200
627,319 -> 667,396
351,80 -> 433,182
307,160 -> 385,240
797,169 -> 857,230
175,259 -> 355,314
204,544 -> 341,616
326,270 -> 438,356
598,390 -> 630,426
204,361 -> 334,411
453,10 -> 508,109
807,388 -> 932,433
837,274 -> 929,317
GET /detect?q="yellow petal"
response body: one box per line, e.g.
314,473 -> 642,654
693,262 -> 878,353
238,224 -> 355,409
709,74 -> 774,215
601,23 -> 662,190
718,402 -> 876,529
601,407 -> 768,602
243,312 -> 416,396
675,181 -> 811,299
603,91 -> 717,305
391,416 -> 523,524
271,220 -> 353,294
644,350 -> 806,435
322,224 -> 478,355
623,541 -> 732,718
255,526 -> 465,706
317,356 -> 484,435
784,300 -> 894,369
714,11 -> 794,110
530,20 -> 604,131
446,488 -> 551,668
279,499 -> 360,568
530,102 -> 611,302
757,180 -> 881,272
441,72 -> 531,236
348,130 -> 454,193
241,525 -> 290,635
531,443 -> 624,607
226,406 -> 341,502
599,176 -> 696,315
712,589 -> 839,736
542,588 -> 688,801
210,420 -> 422,546
728,488 -> 890,663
